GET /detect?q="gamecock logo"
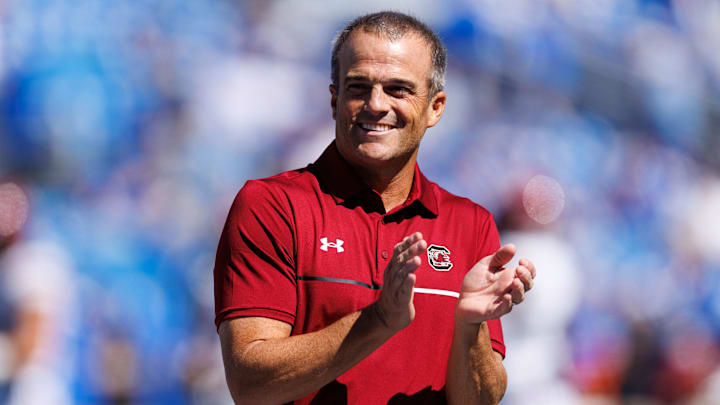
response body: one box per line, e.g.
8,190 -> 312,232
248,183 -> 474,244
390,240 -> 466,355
427,244 -> 452,271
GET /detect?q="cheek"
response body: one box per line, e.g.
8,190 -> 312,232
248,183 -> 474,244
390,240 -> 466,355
339,102 -> 361,123
400,100 -> 427,124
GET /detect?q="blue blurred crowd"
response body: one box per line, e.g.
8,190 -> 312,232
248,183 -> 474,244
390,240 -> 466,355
1,0 -> 719,404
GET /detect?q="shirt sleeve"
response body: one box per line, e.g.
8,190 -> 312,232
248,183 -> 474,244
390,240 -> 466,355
476,210 -> 506,358
214,180 -> 297,330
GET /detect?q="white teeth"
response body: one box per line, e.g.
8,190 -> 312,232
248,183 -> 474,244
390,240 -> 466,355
360,123 -> 392,132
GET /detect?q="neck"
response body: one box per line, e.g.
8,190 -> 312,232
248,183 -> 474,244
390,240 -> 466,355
353,151 -> 418,213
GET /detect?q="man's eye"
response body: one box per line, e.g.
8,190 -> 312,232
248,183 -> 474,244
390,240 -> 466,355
388,86 -> 410,95
347,83 -> 368,91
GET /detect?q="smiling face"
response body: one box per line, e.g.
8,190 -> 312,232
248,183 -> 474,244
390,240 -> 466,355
330,30 -> 445,172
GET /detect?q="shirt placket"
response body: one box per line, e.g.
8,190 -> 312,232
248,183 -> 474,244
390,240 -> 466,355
374,214 -> 390,288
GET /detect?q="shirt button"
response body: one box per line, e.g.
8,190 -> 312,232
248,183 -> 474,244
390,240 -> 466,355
381,250 -> 389,260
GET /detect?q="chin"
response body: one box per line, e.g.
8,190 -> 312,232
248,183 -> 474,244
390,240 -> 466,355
353,143 -> 396,163
336,134 -> 408,168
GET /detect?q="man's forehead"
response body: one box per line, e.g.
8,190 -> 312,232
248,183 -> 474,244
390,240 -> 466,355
343,30 -> 428,54
339,31 -> 432,76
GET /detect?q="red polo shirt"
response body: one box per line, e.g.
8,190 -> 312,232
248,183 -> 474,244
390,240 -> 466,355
215,142 -> 505,404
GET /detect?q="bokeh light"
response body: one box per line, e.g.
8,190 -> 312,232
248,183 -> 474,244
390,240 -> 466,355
522,175 -> 565,225
0,182 -> 29,237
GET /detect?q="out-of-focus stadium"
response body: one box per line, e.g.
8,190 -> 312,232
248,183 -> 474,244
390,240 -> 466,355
1,1 -> 719,404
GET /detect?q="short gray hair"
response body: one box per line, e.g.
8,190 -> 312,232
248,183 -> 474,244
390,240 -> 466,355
331,11 -> 447,99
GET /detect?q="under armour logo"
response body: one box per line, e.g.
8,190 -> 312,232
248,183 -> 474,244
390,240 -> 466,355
320,237 -> 344,252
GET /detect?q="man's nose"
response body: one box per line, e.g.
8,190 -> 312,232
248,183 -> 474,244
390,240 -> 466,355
365,85 -> 390,114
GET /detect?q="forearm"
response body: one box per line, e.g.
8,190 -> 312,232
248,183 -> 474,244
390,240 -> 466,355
221,304 -> 394,405
445,320 -> 507,405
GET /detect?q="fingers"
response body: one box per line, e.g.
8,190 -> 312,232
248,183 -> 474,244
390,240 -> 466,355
402,273 -> 417,299
387,232 -> 426,292
374,233 -> 425,332
493,266 -> 528,305
509,259 -> 536,304
493,266 -> 516,291
502,293 -> 513,313
457,249 -> 536,324
486,244 -> 517,270
519,258 -> 536,279
394,234 -> 426,270
515,263 -> 534,292
509,278 -> 525,304
393,233 -> 415,256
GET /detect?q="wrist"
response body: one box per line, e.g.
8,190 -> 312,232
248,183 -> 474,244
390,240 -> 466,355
363,302 -> 400,337
453,301 -> 490,325
453,308 -> 486,341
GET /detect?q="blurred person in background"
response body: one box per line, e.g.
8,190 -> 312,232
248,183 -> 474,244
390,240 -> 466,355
495,195 -> 582,404
0,181 -> 74,405
214,11 -> 536,405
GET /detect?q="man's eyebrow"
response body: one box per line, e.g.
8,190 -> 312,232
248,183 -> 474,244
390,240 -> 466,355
385,78 -> 417,90
344,74 -> 370,83
344,75 -> 417,90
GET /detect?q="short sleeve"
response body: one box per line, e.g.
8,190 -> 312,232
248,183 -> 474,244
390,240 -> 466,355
475,210 -> 506,358
214,180 -> 297,330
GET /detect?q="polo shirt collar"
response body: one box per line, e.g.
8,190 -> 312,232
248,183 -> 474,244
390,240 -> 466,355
312,141 -> 439,216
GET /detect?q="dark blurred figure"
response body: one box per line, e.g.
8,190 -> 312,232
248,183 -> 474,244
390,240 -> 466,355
84,330 -> 138,405
619,322 -> 663,403
618,319 -> 719,404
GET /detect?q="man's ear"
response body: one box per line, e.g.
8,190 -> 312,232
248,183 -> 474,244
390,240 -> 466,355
329,84 -> 337,120
426,90 -> 446,128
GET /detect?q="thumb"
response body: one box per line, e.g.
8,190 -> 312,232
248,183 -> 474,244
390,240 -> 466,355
484,244 -> 517,270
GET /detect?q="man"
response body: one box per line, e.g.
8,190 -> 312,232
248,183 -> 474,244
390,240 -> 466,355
214,11 -> 536,405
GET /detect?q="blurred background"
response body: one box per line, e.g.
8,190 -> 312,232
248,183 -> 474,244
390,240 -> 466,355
1,0 -> 719,404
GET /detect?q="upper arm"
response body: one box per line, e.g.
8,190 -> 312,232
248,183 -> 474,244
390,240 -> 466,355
214,181 -> 298,329
219,317 -> 293,400
219,316 -> 293,351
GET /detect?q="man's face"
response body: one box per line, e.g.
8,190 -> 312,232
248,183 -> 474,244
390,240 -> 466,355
330,31 -> 445,170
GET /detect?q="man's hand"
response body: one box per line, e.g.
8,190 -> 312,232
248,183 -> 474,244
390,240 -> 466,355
455,244 -> 536,324
372,232 -> 427,332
